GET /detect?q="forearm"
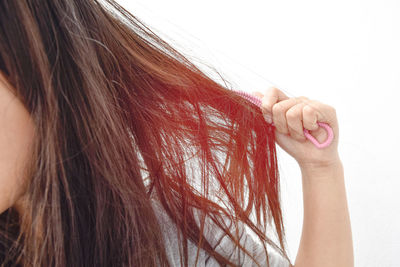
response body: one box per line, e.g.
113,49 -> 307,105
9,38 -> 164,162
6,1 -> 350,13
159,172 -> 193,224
293,161 -> 354,267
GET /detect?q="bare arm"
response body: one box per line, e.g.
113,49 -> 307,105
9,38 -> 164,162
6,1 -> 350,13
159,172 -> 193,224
293,161 -> 354,267
254,86 -> 354,267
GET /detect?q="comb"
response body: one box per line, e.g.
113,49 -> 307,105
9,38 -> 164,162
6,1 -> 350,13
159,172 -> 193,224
234,90 -> 334,149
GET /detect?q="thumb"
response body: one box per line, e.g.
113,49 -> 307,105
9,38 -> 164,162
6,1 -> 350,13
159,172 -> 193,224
251,91 -> 264,98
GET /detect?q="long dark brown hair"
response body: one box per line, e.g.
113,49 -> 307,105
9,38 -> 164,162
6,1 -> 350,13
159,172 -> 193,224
0,0 -> 292,266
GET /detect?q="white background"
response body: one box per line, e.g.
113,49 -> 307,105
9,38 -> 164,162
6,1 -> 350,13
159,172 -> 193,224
116,1 -> 400,266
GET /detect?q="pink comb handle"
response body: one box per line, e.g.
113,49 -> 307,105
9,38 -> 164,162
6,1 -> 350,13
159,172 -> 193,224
234,90 -> 334,149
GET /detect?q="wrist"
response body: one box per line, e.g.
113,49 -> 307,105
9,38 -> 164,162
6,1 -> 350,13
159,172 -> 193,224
299,159 -> 343,178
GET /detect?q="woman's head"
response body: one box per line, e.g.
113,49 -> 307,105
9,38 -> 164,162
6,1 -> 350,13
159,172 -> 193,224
0,0 -> 291,266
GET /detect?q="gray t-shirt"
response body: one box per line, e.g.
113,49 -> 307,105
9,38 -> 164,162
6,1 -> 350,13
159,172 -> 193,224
151,199 -> 292,267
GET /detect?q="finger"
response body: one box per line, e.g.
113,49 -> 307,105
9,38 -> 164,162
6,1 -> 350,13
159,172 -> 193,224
261,87 -> 290,116
251,91 -> 264,98
285,97 -> 329,129
302,99 -> 336,125
286,102 -> 307,141
302,104 -> 319,131
271,98 -> 300,135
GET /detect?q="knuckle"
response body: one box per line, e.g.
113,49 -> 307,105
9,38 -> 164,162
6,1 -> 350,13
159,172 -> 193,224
266,86 -> 281,97
286,109 -> 297,120
261,102 -> 272,112
303,105 -> 314,114
322,105 -> 336,116
269,86 -> 280,94
329,106 -> 336,113
297,96 -> 309,101
272,103 -> 283,113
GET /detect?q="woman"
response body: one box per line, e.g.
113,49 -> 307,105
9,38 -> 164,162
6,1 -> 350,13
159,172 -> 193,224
0,0 -> 353,266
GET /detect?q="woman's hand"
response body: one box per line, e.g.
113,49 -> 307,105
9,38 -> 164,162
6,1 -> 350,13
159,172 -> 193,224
252,87 -> 340,169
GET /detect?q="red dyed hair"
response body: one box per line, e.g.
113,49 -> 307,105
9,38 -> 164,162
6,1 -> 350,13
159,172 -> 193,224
0,0 -> 291,266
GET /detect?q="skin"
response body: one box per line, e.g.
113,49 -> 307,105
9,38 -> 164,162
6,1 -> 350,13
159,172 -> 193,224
0,71 -> 35,216
253,87 -> 353,267
253,87 -> 340,167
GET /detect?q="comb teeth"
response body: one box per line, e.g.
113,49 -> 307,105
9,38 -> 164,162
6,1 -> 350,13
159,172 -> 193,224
235,90 -> 262,107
